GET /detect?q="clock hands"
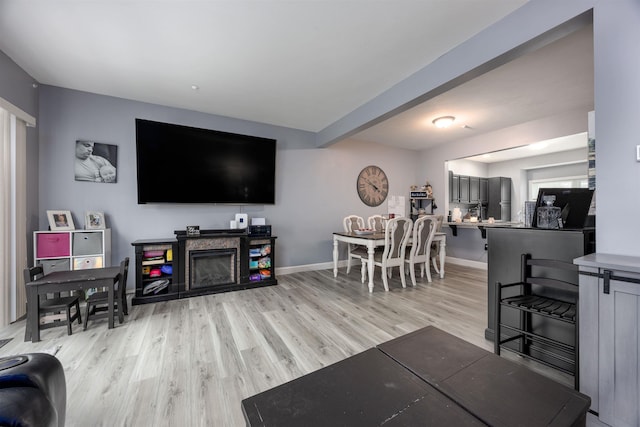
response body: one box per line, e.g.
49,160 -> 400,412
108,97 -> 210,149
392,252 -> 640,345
365,178 -> 381,193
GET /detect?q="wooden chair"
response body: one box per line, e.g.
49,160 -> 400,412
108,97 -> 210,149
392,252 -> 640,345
343,215 -> 366,274
404,216 -> 437,286
367,214 -> 384,232
494,253 -> 579,389
83,257 -> 129,330
361,217 -> 412,291
24,265 -> 82,340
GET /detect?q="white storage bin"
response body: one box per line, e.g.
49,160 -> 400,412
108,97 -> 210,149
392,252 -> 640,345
73,256 -> 104,270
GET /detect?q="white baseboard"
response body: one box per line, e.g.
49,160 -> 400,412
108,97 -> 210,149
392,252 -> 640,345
276,260 -> 348,276
444,256 -> 487,270
276,257 -> 487,276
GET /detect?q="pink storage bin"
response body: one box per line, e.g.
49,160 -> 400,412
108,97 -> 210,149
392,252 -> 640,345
36,233 -> 70,258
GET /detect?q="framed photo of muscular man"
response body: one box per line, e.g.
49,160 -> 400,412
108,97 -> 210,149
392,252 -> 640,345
75,140 -> 118,183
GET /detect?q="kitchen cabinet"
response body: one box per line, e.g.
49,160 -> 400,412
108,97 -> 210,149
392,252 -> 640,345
459,175 -> 470,203
469,177 -> 480,203
449,173 -> 489,206
488,177 -> 511,221
450,172 -> 460,202
574,253 -> 640,427
479,178 -> 488,203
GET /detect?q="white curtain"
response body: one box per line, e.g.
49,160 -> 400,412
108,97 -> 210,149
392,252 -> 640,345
0,102 -> 30,327
0,108 -> 11,326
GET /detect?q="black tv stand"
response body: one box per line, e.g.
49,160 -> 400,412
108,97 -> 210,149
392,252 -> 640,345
132,231 -> 277,305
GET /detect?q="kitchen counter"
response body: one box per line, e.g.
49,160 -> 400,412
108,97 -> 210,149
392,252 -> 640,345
445,221 -> 523,237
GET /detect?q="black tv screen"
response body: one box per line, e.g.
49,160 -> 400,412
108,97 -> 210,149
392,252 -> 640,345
135,119 -> 276,204
532,188 -> 594,229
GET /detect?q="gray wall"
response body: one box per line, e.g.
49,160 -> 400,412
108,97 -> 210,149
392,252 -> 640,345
592,0 -> 640,256
3,0 -> 640,278
347,0 -> 640,258
0,50 -> 40,259
37,85 -> 421,272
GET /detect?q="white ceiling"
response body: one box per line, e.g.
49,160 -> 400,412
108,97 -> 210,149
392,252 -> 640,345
351,23 -> 594,153
0,1 -> 593,159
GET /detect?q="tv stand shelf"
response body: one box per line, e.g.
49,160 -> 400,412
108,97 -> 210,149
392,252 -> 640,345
131,232 -> 277,305
132,239 -> 179,305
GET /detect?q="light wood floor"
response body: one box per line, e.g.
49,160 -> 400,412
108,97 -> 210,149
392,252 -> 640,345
0,263 -> 591,426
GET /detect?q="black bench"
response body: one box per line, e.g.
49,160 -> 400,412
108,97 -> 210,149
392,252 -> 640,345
241,326 -> 590,426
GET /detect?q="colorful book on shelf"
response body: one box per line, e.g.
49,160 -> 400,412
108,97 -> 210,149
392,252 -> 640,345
249,248 -> 262,257
142,258 -> 166,265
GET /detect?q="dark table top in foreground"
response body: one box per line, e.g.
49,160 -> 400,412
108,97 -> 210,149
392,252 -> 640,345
378,326 -> 591,427
242,347 -> 483,426
242,326 -> 590,427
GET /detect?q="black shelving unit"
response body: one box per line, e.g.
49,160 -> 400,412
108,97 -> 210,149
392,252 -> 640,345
247,238 -> 275,283
410,196 -> 434,221
132,239 -> 178,305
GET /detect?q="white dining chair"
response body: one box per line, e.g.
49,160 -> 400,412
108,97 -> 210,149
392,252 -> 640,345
367,214 -> 384,232
343,215 -> 366,274
425,215 -> 445,274
361,216 -> 412,291
404,215 -> 438,286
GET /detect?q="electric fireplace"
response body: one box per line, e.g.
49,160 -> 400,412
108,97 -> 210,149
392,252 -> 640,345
190,248 -> 237,289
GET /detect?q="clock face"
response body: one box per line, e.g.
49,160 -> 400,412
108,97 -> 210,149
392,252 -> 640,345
357,165 -> 389,207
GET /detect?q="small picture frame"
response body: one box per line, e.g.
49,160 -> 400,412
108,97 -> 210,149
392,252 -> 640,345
85,211 -> 106,230
47,210 -> 75,231
186,225 -> 200,236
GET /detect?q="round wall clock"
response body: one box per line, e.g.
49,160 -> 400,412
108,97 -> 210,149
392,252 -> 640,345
356,165 -> 389,207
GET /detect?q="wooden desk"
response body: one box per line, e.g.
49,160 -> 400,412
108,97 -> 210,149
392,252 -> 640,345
332,231 -> 446,292
242,326 -> 591,426
26,266 -> 121,342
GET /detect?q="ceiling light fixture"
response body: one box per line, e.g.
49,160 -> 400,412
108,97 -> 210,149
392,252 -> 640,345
191,85 -> 199,90
432,116 -> 455,128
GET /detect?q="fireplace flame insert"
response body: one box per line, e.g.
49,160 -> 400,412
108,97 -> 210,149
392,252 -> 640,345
189,248 -> 237,289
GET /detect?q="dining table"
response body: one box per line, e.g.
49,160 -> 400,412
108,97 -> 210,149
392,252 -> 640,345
332,231 -> 446,292
25,266 -> 121,342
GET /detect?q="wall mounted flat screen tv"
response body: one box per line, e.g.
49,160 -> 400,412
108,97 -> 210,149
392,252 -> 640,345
135,119 -> 276,204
